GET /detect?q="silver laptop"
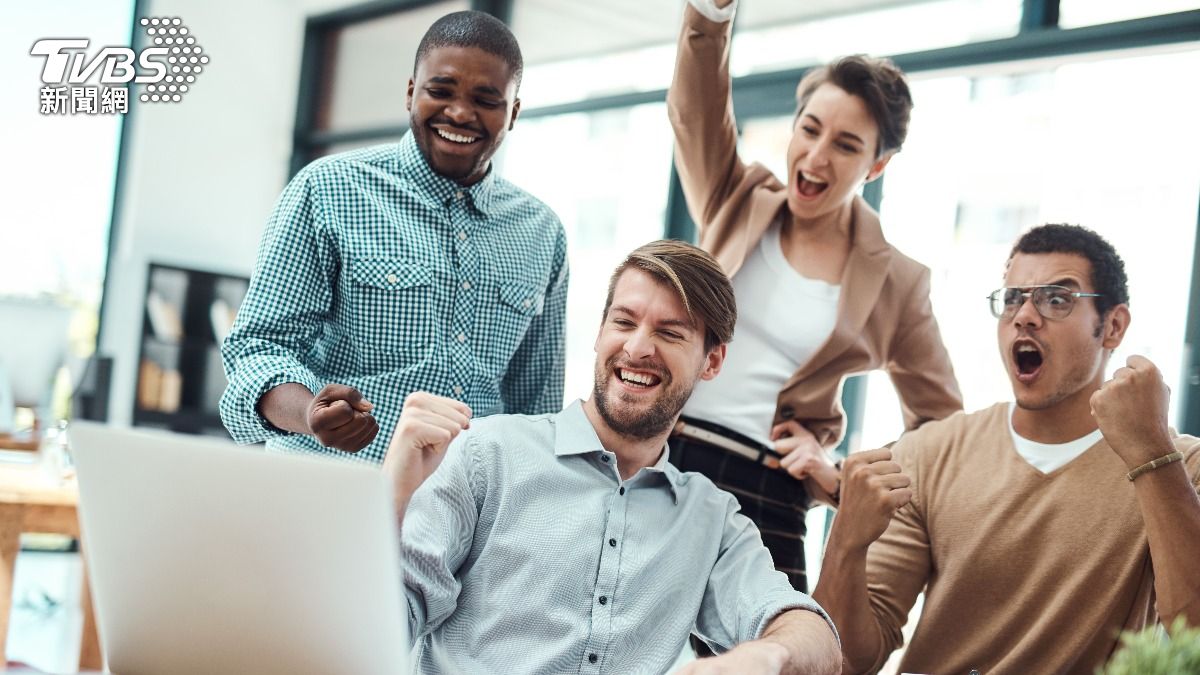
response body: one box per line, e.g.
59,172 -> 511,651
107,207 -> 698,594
70,423 -> 409,675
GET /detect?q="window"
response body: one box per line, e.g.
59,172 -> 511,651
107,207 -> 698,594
3,0 -> 134,421
859,48 -> 1200,448
500,103 -> 675,401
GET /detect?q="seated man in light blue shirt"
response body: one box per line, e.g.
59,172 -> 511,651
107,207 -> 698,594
383,240 -> 841,674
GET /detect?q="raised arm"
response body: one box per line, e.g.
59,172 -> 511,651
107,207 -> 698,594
1090,355 -> 1200,627
383,392 -> 477,641
812,447 -> 927,674
667,0 -> 749,229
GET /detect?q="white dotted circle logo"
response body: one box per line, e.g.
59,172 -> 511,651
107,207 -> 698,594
138,17 -> 208,105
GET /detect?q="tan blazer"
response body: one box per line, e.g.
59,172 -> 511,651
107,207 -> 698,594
667,4 -> 962,448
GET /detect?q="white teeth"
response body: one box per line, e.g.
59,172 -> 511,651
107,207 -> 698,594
1017,345 -> 1038,353
800,171 -> 828,185
436,128 -> 478,144
618,369 -> 654,385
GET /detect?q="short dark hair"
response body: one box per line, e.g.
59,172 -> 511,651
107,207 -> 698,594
602,240 -> 736,352
414,10 -> 524,88
795,55 -> 913,159
1008,223 -> 1129,317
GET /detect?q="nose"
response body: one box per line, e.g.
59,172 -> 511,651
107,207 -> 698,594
444,96 -> 475,125
622,328 -> 656,361
807,138 -> 832,168
1011,292 -> 1043,328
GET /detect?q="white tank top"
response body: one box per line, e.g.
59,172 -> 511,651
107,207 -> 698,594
683,219 -> 840,447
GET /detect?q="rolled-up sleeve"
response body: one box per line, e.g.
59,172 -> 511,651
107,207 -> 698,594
694,495 -> 839,651
219,166 -> 335,443
400,434 -> 481,641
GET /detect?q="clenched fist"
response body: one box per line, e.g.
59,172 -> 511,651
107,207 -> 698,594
382,392 -> 473,516
831,448 -> 912,551
1090,355 -> 1173,470
307,383 -> 379,452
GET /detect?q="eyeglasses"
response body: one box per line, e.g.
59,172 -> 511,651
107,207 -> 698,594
987,285 -> 1103,320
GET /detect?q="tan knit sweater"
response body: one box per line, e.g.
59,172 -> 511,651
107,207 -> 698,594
861,403 -> 1200,674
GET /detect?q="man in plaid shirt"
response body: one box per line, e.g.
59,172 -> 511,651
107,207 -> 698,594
220,10 -> 567,463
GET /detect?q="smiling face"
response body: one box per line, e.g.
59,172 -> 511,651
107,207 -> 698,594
998,252 -> 1127,413
406,45 -> 520,186
786,83 -> 892,221
591,268 -> 724,440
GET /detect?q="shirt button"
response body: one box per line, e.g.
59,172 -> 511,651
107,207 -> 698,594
600,455 -> 609,463
386,273 -> 398,284
608,538 -> 616,547
522,299 -> 532,308
457,231 -> 467,241
598,596 -> 608,605
461,281 -> 472,291
456,333 -> 467,343
452,385 -> 463,396
455,190 -> 464,200
588,654 -> 598,664
619,487 -> 626,496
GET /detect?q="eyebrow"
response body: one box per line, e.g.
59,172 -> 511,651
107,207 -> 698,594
427,75 -> 504,98
802,113 -> 867,146
609,306 -> 695,331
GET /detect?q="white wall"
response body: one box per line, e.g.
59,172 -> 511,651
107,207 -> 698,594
99,0 -> 350,424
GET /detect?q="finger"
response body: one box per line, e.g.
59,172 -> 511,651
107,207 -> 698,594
849,447 -> 892,465
319,383 -> 361,403
323,406 -> 375,434
875,472 -> 911,490
887,488 -> 914,510
869,460 -> 903,476
786,462 -> 812,480
775,437 -> 798,456
770,420 -> 803,441
311,399 -> 357,432
1127,354 -> 1153,371
405,392 -> 473,426
407,407 -> 472,435
344,418 -> 380,451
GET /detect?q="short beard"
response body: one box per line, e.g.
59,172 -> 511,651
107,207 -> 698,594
592,358 -> 697,441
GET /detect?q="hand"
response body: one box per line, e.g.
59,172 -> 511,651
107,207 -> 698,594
306,383 -> 379,452
674,641 -> 787,675
769,420 -> 839,495
382,392 -> 473,506
831,448 -> 912,551
1090,355 -> 1173,470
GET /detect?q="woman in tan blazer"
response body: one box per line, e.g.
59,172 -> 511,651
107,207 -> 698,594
666,0 -> 962,596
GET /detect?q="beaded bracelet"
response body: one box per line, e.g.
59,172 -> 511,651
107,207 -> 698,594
1126,451 -> 1184,481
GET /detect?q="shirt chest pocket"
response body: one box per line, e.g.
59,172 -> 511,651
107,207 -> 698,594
474,281 -> 545,367
345,258 -> 436,366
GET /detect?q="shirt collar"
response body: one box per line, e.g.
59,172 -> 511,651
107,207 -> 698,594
554,400 -> 682,503
398,130 -> 498,216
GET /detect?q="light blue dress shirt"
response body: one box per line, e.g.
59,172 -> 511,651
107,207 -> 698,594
402,400 -> 837,674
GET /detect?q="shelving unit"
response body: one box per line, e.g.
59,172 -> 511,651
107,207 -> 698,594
133,263 -> 248,436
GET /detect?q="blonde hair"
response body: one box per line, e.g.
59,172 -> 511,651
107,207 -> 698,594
602,240 -> 736,351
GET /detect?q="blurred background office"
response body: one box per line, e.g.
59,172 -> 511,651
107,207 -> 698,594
4,0 -> 1200,671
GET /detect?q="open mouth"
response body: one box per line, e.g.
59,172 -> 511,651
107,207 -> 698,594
795,170 -> 829,199
1012,339 -> 1044,382
431,124 -> 483,147
615,367 -> 663,390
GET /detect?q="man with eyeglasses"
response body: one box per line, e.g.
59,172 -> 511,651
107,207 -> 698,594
811,224 -> 1200,674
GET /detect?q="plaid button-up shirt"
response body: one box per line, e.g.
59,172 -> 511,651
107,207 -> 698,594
220,132 -> 568,462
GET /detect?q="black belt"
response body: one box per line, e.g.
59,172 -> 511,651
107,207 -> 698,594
673,416 -> 782,466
